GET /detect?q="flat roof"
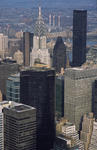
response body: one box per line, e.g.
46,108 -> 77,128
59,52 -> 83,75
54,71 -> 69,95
11,105 -> 35,112
57,134 -> 72,141
1,101 -> 35,112
21,66 -> 54,72
64,122 -> 74,127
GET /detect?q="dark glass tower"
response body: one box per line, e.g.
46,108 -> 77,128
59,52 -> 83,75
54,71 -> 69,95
23,32 -> 34,66
20,67 -> 56,150
53,37 -> 66,73
72,10 -> 87,67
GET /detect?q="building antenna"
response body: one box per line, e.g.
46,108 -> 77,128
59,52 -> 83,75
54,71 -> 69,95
39,6 -> 42,19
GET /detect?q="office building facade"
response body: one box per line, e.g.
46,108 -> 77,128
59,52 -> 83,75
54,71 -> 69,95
72,10 -> 87,67
0,101 -> 14,150
6,73 -> 20,102
64,67 -> 97,130
0,62 -> 20,98
3,102 -> 36,150
20,67 -> 56,150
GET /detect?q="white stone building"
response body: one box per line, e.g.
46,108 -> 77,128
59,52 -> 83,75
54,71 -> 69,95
13,50 -> 23,64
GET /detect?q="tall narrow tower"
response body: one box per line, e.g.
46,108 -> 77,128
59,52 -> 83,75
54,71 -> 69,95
53,15 -> 55,27
49,14 -> 52,26
23,32 -> 34,66
0,34 -> 8,59
39,6 -> 42,19
30,7 -> 50,66
72,10 -> 87,67
58,16 -> 61,27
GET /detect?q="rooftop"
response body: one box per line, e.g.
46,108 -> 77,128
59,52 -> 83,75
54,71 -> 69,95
11,105 -> 35,112
0,101 -> 11,112
3,101 -> 35,112
21,65 -> 54,72
8,73 -> 20,82
57,134 -> 72,141
65,67 -> 97,79
64,122 -> 75,127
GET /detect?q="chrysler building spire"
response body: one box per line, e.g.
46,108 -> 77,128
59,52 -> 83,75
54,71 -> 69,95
39,6 -> 42,19
34,7 -> 47,37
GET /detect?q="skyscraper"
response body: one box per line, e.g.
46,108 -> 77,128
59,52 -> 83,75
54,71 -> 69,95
64,67 -> 97,130
72,10 -> 87,67
0,101 -> 11,150
3,102 -> 36,150
6,73 -> 20,102
53,37 -> 66,73
0,34 -> 8,59
30,7 -> 50,67
20,66 -> 55,150
23,32 -> 34,66
0,62 -> 20,98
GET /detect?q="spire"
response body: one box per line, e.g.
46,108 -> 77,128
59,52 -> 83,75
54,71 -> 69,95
34,6 -> 47,37
39,6 -> 42,19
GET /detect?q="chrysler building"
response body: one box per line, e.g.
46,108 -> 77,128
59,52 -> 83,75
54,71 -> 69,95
30,7 -> 50,66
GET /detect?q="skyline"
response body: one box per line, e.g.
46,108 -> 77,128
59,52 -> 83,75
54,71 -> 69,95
0,0 -> 97,150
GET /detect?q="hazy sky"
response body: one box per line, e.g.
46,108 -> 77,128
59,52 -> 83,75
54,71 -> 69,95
0,0 -> 96,8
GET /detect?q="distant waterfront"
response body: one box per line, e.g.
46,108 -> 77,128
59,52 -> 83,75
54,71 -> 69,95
87,40 -> 97,46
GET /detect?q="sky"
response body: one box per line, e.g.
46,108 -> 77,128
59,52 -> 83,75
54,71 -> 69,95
0,0 -> 96,9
